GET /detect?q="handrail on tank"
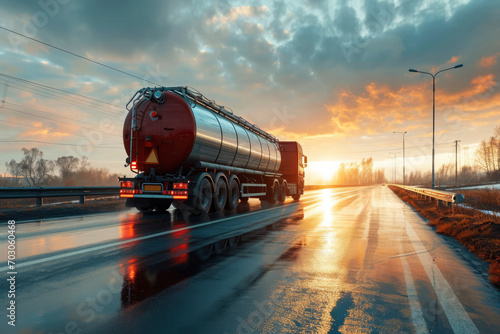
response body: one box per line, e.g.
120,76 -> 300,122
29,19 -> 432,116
129,86 -> 278,143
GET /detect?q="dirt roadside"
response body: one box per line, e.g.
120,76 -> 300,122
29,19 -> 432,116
389,185 -> 500,287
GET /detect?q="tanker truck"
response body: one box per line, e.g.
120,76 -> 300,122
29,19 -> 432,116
119,87 -> 307,214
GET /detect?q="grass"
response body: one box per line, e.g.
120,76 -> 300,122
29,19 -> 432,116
388,185 -> 500,287
459,188 -> 500,212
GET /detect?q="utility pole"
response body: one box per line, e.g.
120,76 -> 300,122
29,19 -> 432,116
455,140 -> 461,186
393,131 -> 407,185
389,152 -> 400,183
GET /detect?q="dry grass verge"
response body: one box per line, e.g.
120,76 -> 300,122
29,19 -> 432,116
389,185 -> 500,287
459,188 -> 500,212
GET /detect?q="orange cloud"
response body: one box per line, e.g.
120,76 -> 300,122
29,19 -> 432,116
207,6 -> 268,25
19,128 -> 70,138
479,55 -> 498,68
324,74 -> 500,136
470,74 -> 496,94
447,56 -> 460,64
325,82 -> 430,134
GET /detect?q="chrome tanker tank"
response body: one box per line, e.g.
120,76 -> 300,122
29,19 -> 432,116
123,87 -> 281,175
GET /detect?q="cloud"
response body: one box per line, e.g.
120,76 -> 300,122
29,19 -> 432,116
333,4 -> 360,36
479,54 -> 499,68
207,5 -> 269,25
325,72 -> 499,135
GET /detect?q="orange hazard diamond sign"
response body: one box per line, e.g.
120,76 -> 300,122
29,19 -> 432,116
145,148 -> 159,164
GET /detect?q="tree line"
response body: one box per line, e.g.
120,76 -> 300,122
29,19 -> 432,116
403,126 -> 499,186
3,147 -> 120,187
334,157 -> 386,185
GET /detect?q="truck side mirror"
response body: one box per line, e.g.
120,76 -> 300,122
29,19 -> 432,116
302,155 -> 308,167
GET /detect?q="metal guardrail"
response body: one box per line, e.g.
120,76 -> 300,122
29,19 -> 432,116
389,184 -> 465,205
0,186 -> 120,206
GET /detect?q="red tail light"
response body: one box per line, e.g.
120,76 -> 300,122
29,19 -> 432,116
121,181 -> 133,188
173,182 -> 188,190
131,161 -> 138,170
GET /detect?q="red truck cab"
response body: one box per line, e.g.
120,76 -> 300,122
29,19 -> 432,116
278,141 -> 307,200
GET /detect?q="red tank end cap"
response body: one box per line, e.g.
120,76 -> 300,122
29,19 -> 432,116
123,92 -> 196,174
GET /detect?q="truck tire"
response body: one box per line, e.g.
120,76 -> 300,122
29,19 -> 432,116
194,177 -> 213,214
293,181 -> 303,201
225,177 -> 240,211
212,176 -> 228,213
240,197 -> 249,203
279,181 -> 287,202
266,181 -> 279,204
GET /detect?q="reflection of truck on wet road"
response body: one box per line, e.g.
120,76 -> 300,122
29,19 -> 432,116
119,87 -> 307,214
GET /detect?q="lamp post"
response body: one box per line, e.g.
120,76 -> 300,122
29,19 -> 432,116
393,131 -> 407,185
409,64 -> 463,189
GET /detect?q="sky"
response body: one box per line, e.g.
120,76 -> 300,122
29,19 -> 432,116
0,0 -> 499,184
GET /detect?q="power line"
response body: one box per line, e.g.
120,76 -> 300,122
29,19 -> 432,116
3,100 -> 122,134
0,73 -> 124,110
1,105 -> 123,138
347,141 -> 457,154
0,26 -> 162,87
0,78 -> 124,117
0,119 -> 122,143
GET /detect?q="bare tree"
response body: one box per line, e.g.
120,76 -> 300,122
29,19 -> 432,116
475,136 -> 500,180
5,159 -> 21,178
55,156 -> 80,185
12,148 -> 55,186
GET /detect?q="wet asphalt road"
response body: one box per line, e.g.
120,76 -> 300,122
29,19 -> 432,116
1,186 -> 500,333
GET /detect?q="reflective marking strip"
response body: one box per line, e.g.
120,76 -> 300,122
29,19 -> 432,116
404,214 -> 479,334
133,194 -> 173,199
400,254 -> 428,334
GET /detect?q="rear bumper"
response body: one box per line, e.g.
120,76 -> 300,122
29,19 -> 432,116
120,193 -> 188,200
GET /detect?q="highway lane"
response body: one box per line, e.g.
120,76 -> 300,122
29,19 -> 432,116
1,186 -> 500,333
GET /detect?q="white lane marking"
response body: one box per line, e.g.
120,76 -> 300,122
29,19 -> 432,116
403,209 -> 480,334
1,197 -> 325,271
400,253 -> 429,334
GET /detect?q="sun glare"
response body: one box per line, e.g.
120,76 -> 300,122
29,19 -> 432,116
308,161 -> 341,184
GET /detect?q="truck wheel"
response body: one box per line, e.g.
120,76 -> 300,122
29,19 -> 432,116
279,182 -> 287,202
240,197 -> 249,203
225,177 -> 239,211
266,181 -> 279,204
194,177 -> 213,214
212,177 -> 227,213
292,194 -> 301,201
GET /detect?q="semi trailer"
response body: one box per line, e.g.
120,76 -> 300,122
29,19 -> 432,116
119,87 -> 307,214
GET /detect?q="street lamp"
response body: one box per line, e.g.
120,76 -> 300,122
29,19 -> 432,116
393,131 -> 407,185
409,64 -> 463,189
